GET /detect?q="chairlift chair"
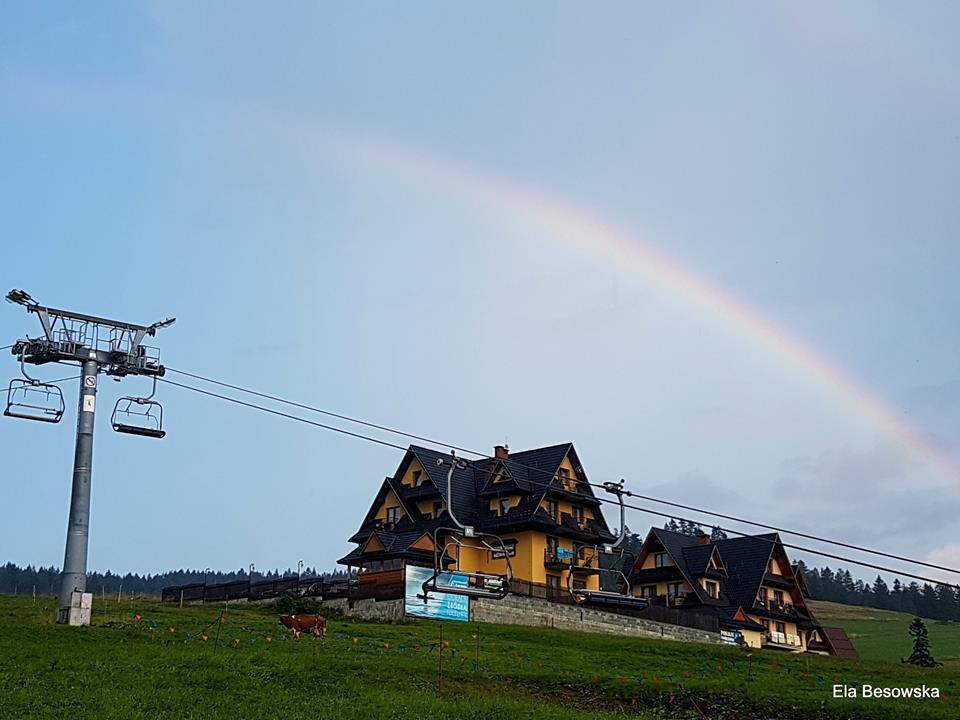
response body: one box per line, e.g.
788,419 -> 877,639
418,451 -> 513,602
567,554 -> 649,610
3,352 -> 66,423
111,377 -> 166,438
4,379 -> 65,423
566,478 -> 648,610
419,528 -> 514,601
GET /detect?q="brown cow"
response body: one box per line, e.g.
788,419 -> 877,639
278,614 -> 326,640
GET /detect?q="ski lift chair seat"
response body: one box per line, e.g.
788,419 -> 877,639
112,422 -> 166,439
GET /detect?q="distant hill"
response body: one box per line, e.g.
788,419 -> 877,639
810,599 -> 960,666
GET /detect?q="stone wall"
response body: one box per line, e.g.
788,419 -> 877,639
471,594 -> 719,644
319,594 -> 718,645
321,597 -> 405,623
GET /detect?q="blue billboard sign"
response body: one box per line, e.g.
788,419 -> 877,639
404,565 -> 470,622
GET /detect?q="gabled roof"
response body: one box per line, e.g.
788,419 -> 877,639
348,477 -> 417,543
634,528 -> 728,606
821,627 -> 859,659
712,533 -> 779,609
338,529 -> 453,567
681,544 -> 720,575
408,445 -> 480,527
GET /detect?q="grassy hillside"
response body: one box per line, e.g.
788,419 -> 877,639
2,595 -> 960,719
809,600 -> 960,667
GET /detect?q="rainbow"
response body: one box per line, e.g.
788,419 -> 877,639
309,128 -> 958,485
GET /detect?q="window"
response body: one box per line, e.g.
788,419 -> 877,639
412,470 -> 423,486
654,552 -> 669,568
386,506 -> 400,525
546,574 -> 560,597
775,621 -> 786,635
491,539 -> 517,559
757,588 -> 767,605
773,590 -> 784,605
572,506 -> 585,525
546,500 -> 558,521
547,536 -> 558,553
433,501 -> 443,517
572,578 -> 587,590
498,498 -> 511,515
640,585 -> 656,598
761,619 -> 770,630
705,581 -> 718,599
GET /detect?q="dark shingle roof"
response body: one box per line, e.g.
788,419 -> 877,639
645,529 -> 728,605
681,544 -> 715,575
410,445 -> 479,527
713,533 -> 778,609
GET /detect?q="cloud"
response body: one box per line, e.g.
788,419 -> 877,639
768,442 -> 960,567
925,544 -> 960,586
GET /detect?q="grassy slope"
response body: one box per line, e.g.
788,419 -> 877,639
1,595 -> 959,719
809,600 -> 960,667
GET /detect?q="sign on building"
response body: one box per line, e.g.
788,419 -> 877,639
404,565 -> 470,622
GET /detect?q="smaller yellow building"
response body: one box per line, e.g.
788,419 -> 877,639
629,527 -> 828,653
339,443 -> 617,597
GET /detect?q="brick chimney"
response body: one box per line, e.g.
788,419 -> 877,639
494,444 -> 510,460
697,533 -> 711,545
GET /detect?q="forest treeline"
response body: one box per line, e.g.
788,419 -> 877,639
0,563 -> 351,598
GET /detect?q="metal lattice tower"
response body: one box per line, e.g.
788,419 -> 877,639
4,289 -> 174,624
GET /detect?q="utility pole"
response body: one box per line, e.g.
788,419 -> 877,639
4,289 -> 175,625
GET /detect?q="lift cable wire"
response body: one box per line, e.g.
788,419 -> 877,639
164,366 -> 960,579
157,377 -> 410,453
158,374 -> 960,589
165,367 -> 487,456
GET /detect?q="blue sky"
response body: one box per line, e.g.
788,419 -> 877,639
2,2 -> 959,583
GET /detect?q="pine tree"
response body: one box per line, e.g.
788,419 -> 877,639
710,526 -> 728,541
872,576 -> 890,609
902,617 -> 942,667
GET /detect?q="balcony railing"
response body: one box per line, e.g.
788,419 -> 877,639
766,631 -> 802,648
756,599 -> 797,616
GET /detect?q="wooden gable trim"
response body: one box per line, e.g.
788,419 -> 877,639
409,532 -> 436,552
361,534 -> 385,553
707,546 -> 726,572
359,478 -> 394,525
629,528 -> 661,576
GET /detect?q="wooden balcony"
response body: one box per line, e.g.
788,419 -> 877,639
544,547 -> 574,570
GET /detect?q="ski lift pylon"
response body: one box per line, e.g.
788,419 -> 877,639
418,451 -> 513,601
3,351 -> 65,424
111,376 -> 166,439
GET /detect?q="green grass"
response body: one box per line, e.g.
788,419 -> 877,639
2,595 -> 960,719
809,600 -> 960,667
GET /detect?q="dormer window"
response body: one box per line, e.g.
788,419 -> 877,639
433,501 -> 443,517
412,470 -> 424,487
705,581 -> 719,599
386,507 -> 400,525
499,498 -> 511,516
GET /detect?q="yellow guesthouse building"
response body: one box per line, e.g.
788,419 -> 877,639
338,443 -> 617,598
628,527 -> 834,653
